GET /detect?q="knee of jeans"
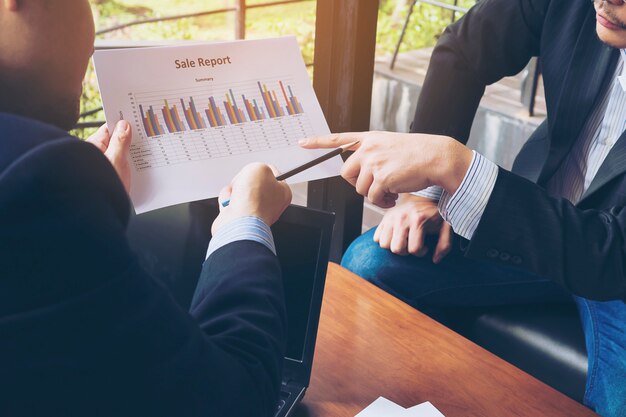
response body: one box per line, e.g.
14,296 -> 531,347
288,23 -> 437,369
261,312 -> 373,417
341,228 -> 387,282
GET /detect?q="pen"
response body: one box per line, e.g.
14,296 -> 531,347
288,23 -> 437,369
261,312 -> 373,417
221,140 -> 359,207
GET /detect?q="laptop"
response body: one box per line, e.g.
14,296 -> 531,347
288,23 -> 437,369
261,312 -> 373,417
270,205 -> 334,416
126,201 -> 335,417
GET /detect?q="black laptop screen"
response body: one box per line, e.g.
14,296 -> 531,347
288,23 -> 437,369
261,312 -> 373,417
272,219 -> 321,362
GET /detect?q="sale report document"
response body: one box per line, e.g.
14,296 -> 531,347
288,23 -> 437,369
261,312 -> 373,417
93,37 -> 340,214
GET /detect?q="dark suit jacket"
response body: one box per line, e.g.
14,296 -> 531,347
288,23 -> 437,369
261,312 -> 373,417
0,113 -> 286,416
412,0 -> 626,302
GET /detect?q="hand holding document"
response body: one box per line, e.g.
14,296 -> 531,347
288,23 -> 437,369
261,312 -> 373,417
221,140 -> 358,207
93,37 -> 341,214
356,397 -> 446,417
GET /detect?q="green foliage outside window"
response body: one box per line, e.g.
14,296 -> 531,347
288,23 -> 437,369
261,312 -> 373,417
76,0 -> 474,138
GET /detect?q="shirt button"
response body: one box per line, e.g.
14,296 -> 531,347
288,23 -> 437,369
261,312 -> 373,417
487,249 -> 499,258
511,255 -> 522,265
499,252 -> 511,261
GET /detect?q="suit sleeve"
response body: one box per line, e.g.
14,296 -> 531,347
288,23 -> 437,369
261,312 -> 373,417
0,138 -> 285,417
411,0 -> 550,142
466,169 -> 626,302
190,241 -> 286,415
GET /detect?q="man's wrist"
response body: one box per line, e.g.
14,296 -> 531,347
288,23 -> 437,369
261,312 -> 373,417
437,151 -> 499,240
207,215 -> 276,260
433,139 -> 474,195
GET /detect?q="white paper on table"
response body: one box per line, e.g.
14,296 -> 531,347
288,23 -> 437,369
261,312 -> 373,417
93,36 -> 341,214
407,401 -> 446,417
355,397 -> 409,417
355,398 -> 447,417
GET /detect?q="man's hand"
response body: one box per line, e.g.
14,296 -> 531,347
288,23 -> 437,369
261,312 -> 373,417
87,121 -> 131,193
212,163 -> 292,235
374,195 -> 452,263
300,131 -> 472,208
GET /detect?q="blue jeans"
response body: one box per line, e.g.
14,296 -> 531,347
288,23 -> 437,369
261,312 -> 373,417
342,228 -> 626,417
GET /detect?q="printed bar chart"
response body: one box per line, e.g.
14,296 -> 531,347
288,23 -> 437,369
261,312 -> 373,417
259,81 -> 286,118
180,97 -> 207,131
161,100 -> 185,134
136,79 -> 304,138
224,89 -> 246,124
242,94 -> 265,121
140,104 -> 165,137
280,81 -> 303,115
206,96 -> 226,128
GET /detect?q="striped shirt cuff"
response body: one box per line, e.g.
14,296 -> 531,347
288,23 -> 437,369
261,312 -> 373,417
206,216 -> 276,259
412,185 -> 444,201
438,151 -> 499,240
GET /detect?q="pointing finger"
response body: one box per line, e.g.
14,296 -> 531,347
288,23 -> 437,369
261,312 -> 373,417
299,132 -> 363,149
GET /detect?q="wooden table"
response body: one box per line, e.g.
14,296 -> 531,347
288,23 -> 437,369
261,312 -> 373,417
293,263 -> 598,417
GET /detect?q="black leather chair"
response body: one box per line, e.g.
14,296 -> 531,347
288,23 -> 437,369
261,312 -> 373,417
449,303 -> 588,402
